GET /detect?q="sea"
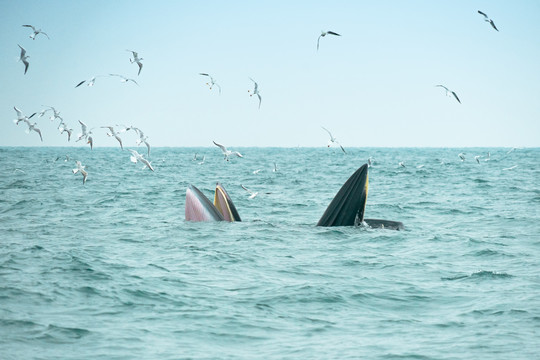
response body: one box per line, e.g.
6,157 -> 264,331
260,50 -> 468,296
0,147 -> 538,360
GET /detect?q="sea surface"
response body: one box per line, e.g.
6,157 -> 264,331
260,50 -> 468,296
0,147 -> 539,360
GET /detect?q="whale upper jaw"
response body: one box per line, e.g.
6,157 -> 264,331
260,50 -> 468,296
185,183 -> 241,222
317,164 -> 369,227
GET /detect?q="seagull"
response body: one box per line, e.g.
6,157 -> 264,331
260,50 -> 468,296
198,155 -> 205,165
72,161 -> 88,184
13,106 -> 36,125
241,185 -> 259,199
127,50 -> 143,75
22,25 -> 50,40
506,147 -> 517,155
478,11 -> 499,32
248,77 -> 262,109
22,119 -> 43,142
128,149 -> 154,171
252,169 -> 262,175
75,76 -> 102,88
474,155 -> 482,164
192,153 -> 198,161
367,157 -> 374,167
58,124 -> 73,141
109,74 -> 139,85
76,120 -> 94,149
213,141 -> 243,161
199,73 -> 221,94
273,162 -> 278,172
101,126 -> 124,149
458,152 -> 466,161
18,45 -> 30,74
502,165 -> 518,171
134,128 -> 150,156
321,126 -> 346,153
399,161 -> 406,168
38,106 -> 63,122
436,85 -> 461,104
317,30 -> 341,51
484,152 -> 491,161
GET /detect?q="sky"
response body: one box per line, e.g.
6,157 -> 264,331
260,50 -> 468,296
1,0 -> 539,148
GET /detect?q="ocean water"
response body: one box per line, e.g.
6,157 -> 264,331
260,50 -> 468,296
0,147 -> 539,360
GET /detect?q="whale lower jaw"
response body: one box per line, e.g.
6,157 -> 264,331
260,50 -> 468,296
364,219 -> 404,231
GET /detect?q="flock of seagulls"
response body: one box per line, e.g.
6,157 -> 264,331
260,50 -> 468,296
10,10 -> 510,186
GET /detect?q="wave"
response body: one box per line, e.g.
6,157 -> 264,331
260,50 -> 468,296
442,270 -> 514,281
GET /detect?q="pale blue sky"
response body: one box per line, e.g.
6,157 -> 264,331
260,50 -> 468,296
1,0 -> 539,147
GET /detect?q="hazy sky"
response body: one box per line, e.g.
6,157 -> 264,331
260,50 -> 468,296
1,0 -> 539,148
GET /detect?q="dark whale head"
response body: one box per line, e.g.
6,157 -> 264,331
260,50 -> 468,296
317,164 -> 369,227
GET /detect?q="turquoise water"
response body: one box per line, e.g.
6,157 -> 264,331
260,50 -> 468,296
1,147 -> 539,359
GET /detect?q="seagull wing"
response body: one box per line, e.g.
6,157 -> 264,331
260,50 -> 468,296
435,84 -> 448,91
41,31 -> 50,39
339,143 -> 346,154
23,60 -> 29,74
14,106 -> 23,117
137,61 -> 143,75
213,141 -> 227,154
257,94 -> 262,109
477,10 -> 489,19
199,73 -> 210,77
327,31 -> 341,36
317,34 -> 322,50
451,91 -> 461,104
321,126 -> 333,139
75,80 -> 86,88
35,128 -> 43,142
490,20 -> 499,31
18,44 -> 26,57
22,24 -> 36,31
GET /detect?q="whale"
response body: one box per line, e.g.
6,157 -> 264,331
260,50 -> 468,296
185,164 -> 403,230
185,183 -> 241,222
316,164 -> 404,229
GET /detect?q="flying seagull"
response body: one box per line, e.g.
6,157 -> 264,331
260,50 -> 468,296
317,30 -> 341,51
22,25 -> 50,40
58,124 -> 73,142
478,11 -> 499,32
213,141 -> 243,161
109,74 -> 139,85
38,106 -> 63,122
474,155 -> 482,164
18,45 -> 30,74
248,77 -> 262,109
72,161 -> 88,184
321,126 -> 346,153
101,126 -> 124,149
436,85 -> 461,104
199,73 -> 221,94
76,120 -> 94,149
134,128 -> 151,157
75,76 -> 103,88
22,119 -> 43,142
127,50 -> 143,75
241,185 -> 259,199
458,152 -> 466,161
13,106 -> 36,125
128,149 -> 154,171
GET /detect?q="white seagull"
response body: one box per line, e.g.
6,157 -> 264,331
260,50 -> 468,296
109,74 -> 139,86
128,149 -> 154,171
22,24 -> 50,40
22,119 -> 43,142
317,30 -> 341,51
321,126 -> 346,153
72,161 -> 88,184
458,152 -> 466,161
199,73 -> 221,94
478,11 -> 499,32
399,161 -> 406,168
484,152 -> 491,161
241,185 -> 259,199
367,157 -> 374,167
213,141 -> 243,161
59,124 -> 73,142
273,162 -> 278,172
38,106 -> 63,122
101,126 -> 124,149
76,120 -> 94,149
436,85 -> 461,104
13,106 -> 36,125
75,76 -> 102,88
474,155 -> 482,164
127,50 -> 143,75
435,85 -> 461,104
248,77 -> 262,109
18,45 -> 30,74
134,128 -> 151,157
198,155 -> 205,165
